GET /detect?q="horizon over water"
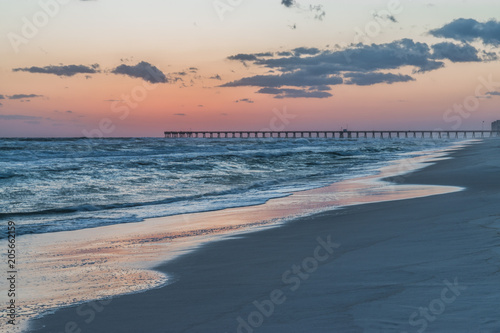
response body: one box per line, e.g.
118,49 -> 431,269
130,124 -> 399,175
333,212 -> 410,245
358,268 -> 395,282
1,137 -> 460,239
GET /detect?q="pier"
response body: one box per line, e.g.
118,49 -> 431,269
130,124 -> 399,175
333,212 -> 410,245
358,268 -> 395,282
164,130 -> 500,139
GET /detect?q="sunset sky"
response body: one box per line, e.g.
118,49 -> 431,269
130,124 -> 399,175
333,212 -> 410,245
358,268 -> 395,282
1,0 -> 500,137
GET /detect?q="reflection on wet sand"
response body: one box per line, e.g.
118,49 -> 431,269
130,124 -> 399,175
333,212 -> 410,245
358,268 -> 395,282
8,149 -> 463,332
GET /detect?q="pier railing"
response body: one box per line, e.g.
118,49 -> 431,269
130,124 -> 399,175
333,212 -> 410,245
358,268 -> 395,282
164,130 -> 500,139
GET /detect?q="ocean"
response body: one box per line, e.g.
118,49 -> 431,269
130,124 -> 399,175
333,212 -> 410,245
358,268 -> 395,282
0,137 -> 458,239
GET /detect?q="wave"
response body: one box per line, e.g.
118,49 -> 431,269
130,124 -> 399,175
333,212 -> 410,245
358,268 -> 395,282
0,172 -> 19,179
0,137 -> 457,239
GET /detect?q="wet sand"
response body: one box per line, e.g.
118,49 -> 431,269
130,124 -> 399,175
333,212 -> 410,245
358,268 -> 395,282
27,139 -> 500,332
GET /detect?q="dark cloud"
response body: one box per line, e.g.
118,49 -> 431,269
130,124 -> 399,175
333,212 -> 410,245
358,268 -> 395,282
254,52 -> 274,57
309,4 -> 325,21
8,94 -> 43,99
432,42 -> 481,62
345,72 -> 415,86
13,64 -> 99,76
257,39 -> 444,74
310,85 -> 331,91
210,74 -> 222,80
66,110 -> 73,113
257,87 -> 332,99
221,72 -> 343,88
281,0 -> 325,21
222,37 -> 496,99
430,18 -> 500,46
227,52 -> 276,64
235,98 -> 254,103
0,95 -> 4,99
373,12 -> 398,23
481,50 -> 498,61
487,91 -> 500,96
293,47 -> 321,56
174,113 -> 186,116
228,54 -> 259,62
112,61 -> 167,83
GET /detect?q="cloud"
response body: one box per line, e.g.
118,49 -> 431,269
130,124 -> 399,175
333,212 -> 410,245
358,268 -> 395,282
221,71 -> 343,88
0,95 -> 4,99
13,64 -> 99,76
309,4 -> 325,21
293,47 -> 321,56
257,39 -> 444,74
222,38 -> 496,99
254,52 -> 274,57
487,91 -> 500,96
235,98 -> 254,103
0,103 -> 2,107
210,74 -> 222,80
111,61 -> 167,83
430,18 -> 500,46
281,0 -> 325,21
373,12 -> 397,23
173,113 -> 186,116
257,87 -> 332,99
228,54 -> 259,62
0,114 -> 43,120
345,72 -> 415,86
431,42 -> 481,62
227,52 -> 277,66
8,94 -> 43,99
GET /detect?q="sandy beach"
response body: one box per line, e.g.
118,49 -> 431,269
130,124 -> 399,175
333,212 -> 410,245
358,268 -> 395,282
27,139 -> 500,332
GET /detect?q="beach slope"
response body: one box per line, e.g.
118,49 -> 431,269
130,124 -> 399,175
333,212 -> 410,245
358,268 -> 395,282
28,140 -> 500,333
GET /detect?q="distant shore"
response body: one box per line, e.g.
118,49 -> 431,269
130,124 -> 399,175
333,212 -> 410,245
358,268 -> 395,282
28,139 -> 500,332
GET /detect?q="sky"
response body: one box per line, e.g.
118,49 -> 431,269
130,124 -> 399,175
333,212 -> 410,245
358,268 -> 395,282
1,0 -> 500,137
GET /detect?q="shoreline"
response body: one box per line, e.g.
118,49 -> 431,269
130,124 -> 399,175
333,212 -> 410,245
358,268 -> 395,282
9,140 -> 468,332
25,139 -> 500,332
